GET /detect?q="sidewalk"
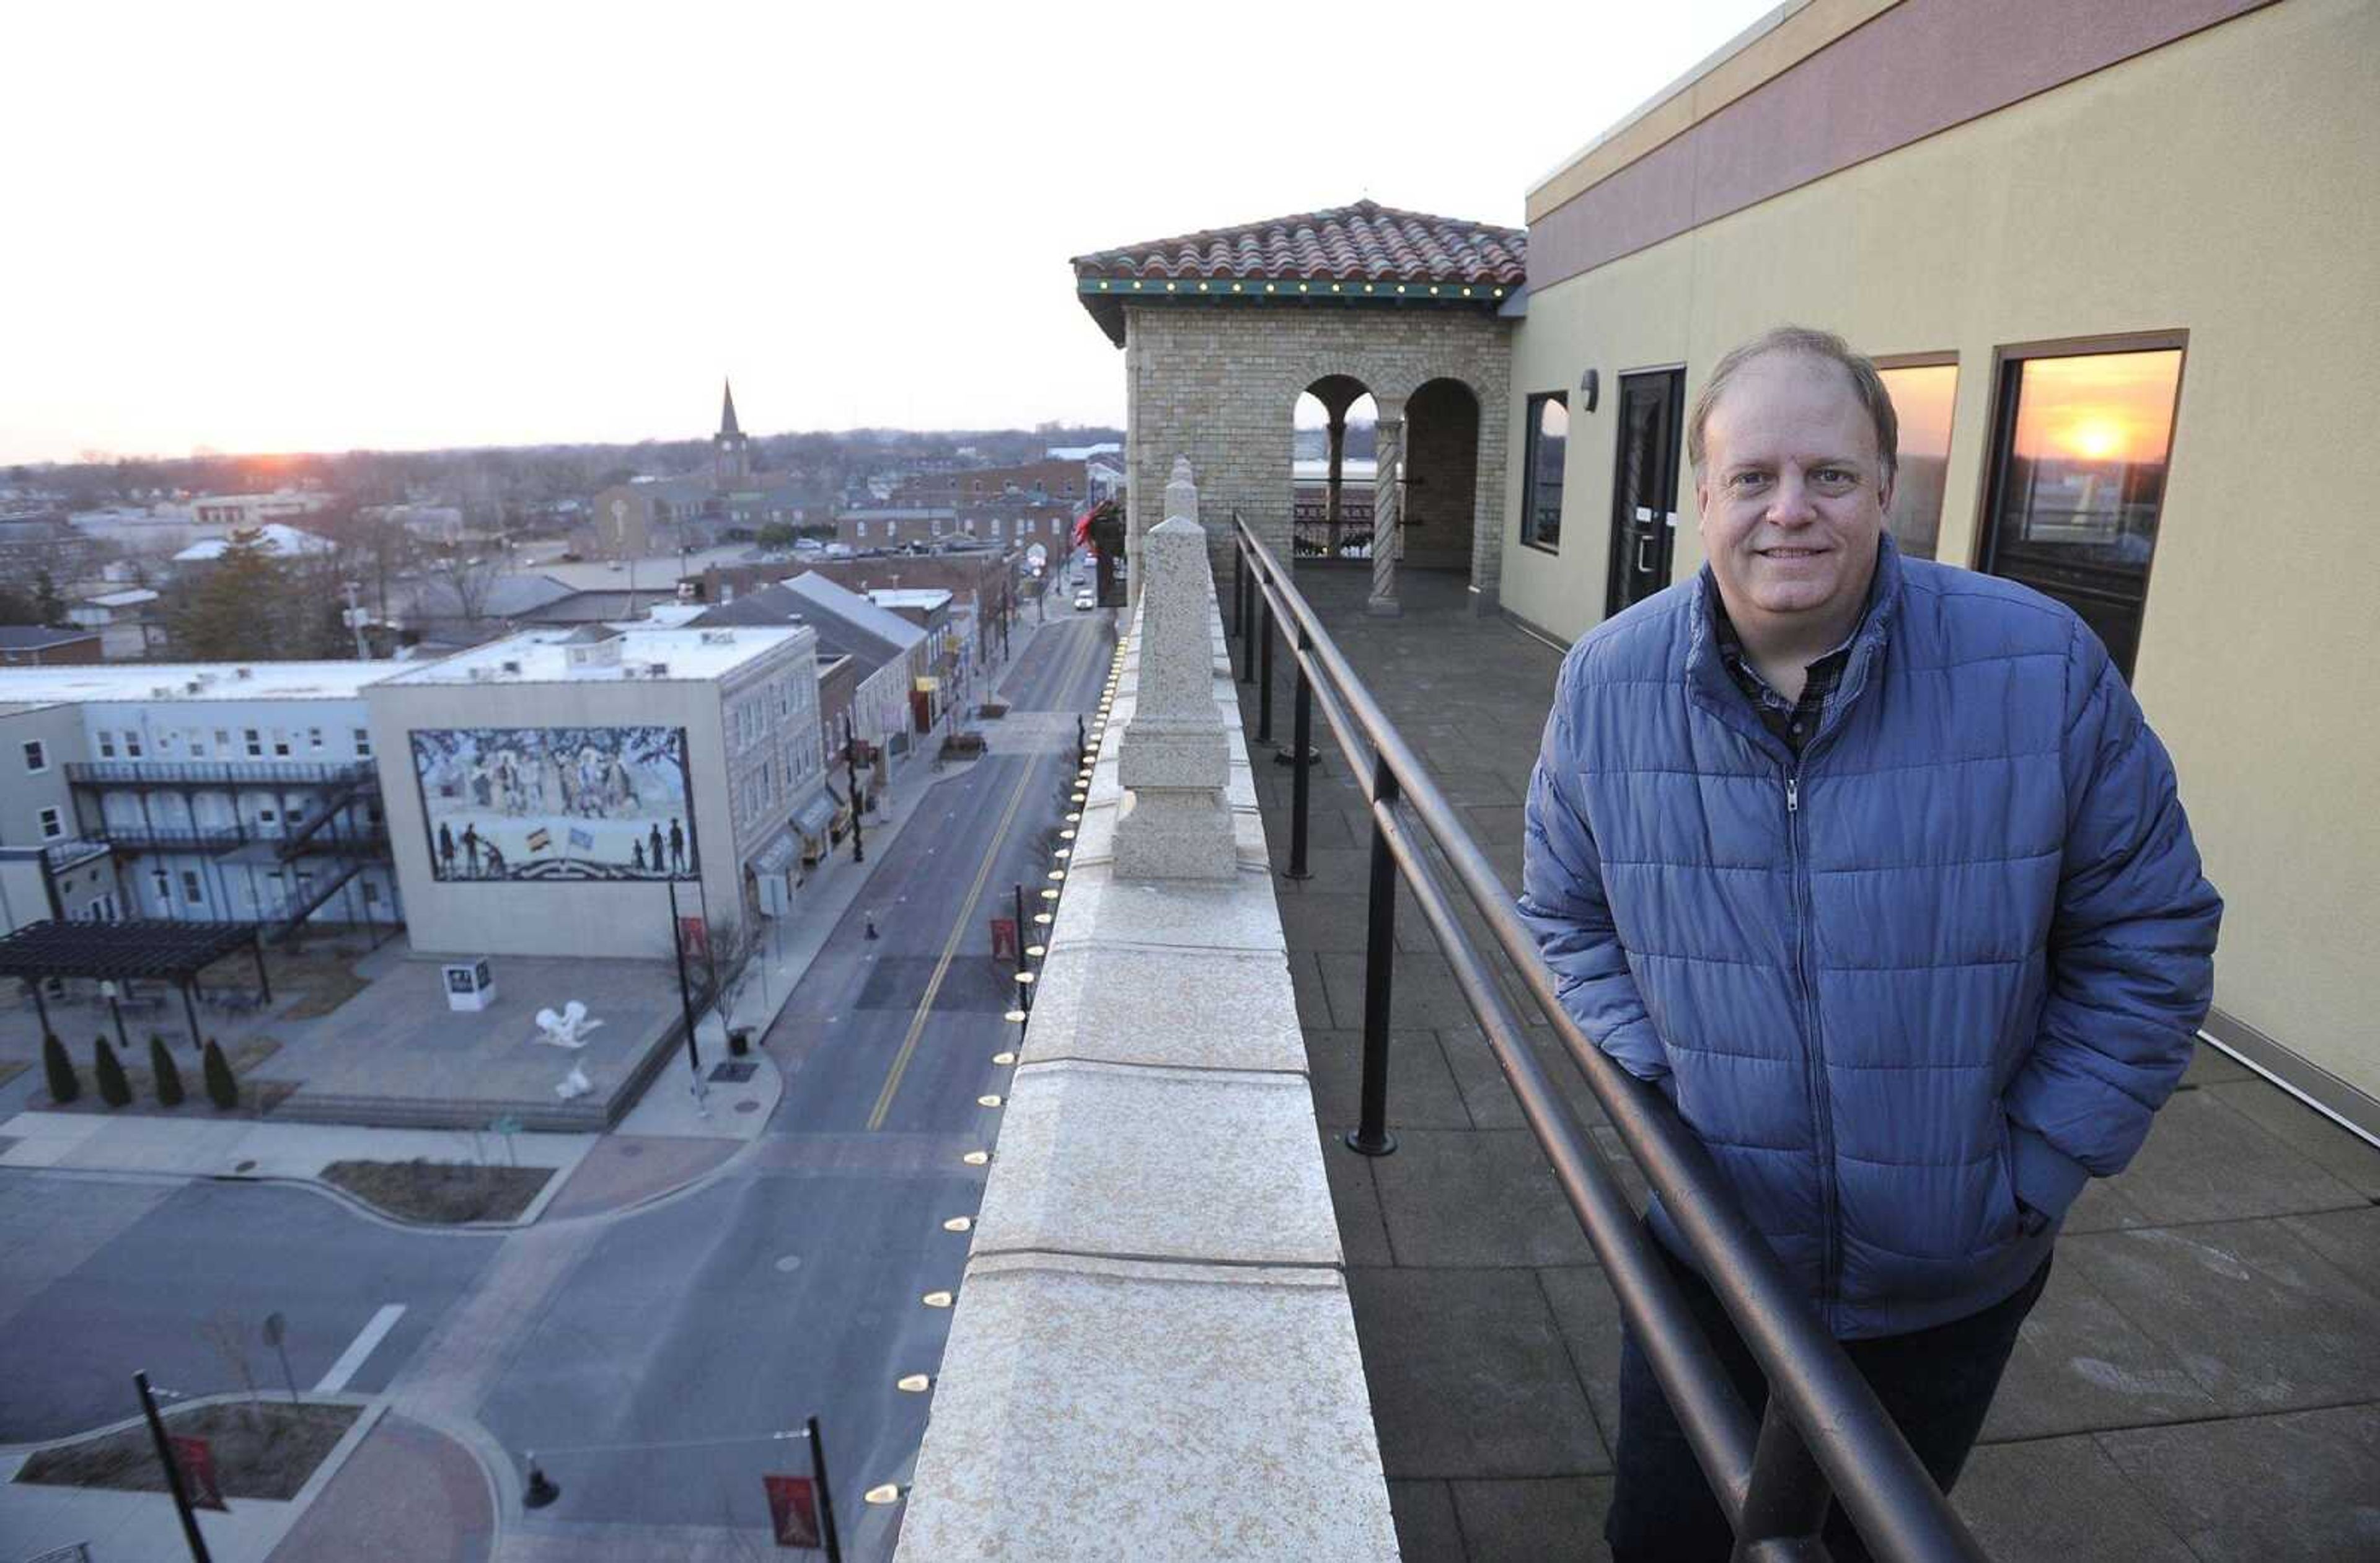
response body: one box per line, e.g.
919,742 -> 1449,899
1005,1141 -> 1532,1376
0,1397 -> 387,1563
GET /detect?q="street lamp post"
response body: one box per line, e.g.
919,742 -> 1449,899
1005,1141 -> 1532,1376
665,878 -> 702,1079
843,716 -> 865,865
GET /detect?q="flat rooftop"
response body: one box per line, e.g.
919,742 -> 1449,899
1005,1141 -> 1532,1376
1240,566 -> 2380,1562
0,660 -> 393,706
374,624 -> 806,686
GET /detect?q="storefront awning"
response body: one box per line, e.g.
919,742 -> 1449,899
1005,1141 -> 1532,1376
793,792 -> 837,840
749,832 -> 798,878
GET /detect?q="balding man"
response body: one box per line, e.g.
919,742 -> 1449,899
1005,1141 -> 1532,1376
1520,326 -> 2221,1561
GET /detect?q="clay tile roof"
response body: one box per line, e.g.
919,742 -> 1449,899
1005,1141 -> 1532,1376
1071,198 -> 1526,287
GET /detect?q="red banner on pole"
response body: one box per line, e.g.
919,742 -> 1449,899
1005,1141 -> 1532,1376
171,1435 -> 229,1512
764,1473 -> 821,1548
989,917 -> 1018,964
679,916 -> 710,962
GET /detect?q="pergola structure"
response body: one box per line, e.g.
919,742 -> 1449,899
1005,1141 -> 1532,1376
0,918 -> 270,1049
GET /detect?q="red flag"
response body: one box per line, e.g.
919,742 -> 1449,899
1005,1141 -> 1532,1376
989,917 -> 1018,963
171,1434 -> 229,1512
764,1473 -> 821,1548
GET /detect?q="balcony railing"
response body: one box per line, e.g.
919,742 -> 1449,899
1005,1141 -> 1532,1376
67,760 -> 377,788
40,838 -> 110,873
86,817 -> 390,858
89,824 -> 248,852
1229,511 -> 1988,1563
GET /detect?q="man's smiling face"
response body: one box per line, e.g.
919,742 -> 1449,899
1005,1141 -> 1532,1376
1695,350 -> 1891,634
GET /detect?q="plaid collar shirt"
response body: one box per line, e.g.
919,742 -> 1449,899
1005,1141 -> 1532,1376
1704,568 -> 1882,757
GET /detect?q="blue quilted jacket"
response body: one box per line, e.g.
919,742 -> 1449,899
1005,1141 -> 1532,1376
1520,537 -> 2221,1337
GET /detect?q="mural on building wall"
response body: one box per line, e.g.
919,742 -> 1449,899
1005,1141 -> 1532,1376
409,726 -> 701,881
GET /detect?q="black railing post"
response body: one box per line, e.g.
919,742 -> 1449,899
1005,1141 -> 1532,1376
1730,1403 -> 1837,1562
1284,630 -> 1313,881
1238,542 -> 1257,685
1345,757 -> 1399,1156
1256,585 -> 1276,746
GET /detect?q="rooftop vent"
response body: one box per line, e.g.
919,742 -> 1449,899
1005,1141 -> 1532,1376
699,630 -> 736,646
234,666 -> 253,680
501,659 -> 522,676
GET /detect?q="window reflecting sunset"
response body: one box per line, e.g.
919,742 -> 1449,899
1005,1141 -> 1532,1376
1879,363 -> 1957,560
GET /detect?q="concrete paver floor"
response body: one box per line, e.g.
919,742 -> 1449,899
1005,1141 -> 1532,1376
1236,564 -> 2380,1562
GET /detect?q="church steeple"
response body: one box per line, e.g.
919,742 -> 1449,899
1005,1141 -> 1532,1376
713,377 -> 751,485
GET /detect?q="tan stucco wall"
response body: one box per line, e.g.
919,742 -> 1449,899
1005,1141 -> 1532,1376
366,674 -> 746,961
1501,0 -> 2380,1101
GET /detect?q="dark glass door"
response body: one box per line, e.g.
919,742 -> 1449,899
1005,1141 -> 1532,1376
1606,369 -> 1686,617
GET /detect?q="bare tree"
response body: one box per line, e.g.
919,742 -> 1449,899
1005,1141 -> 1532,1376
428,547 -> 506,635
197,1310 -> 266,1431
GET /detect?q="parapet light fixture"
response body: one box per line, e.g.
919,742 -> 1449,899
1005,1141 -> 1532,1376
864,1485 -> 902,1506
977,1094 -> 1003,1108
1033,912 -> 1053,926
961,1150 -> 990,1166
991,1050 -> 1016,1065
1040,887 -> 1061,900
1004,1007 -> 1028,1024
897,1374 -> 932,1393
943,1215 -> 975,1232
922,1290 -> 955,1307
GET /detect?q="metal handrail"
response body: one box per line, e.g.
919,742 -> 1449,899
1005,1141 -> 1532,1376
1229,511 -> 1988,1563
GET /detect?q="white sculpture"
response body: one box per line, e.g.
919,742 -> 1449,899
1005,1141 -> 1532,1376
534,1000 -> 604,1050
554,1064 -> 593,1101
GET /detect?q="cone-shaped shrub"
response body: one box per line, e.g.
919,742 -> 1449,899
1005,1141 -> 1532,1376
202,1039 -> 239,1110
149,1034 -> 185,1107
94,1037 -> 131,1108
42,1034 -> 77,1104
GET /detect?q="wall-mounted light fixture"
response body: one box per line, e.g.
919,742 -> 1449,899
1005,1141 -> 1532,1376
1580,369 -> 1600,413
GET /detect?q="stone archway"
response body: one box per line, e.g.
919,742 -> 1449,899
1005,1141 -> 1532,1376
1401,377 -> 1479,574
1292,376 -> 1377,562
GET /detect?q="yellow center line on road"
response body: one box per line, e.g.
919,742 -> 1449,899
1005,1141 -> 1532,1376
866,620 -> 1101,1131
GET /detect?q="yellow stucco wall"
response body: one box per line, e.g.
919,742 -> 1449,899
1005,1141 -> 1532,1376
1503,0 -> 2380,1101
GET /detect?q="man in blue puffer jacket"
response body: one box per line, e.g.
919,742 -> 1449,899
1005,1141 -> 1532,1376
1520,327 -> 2220,1562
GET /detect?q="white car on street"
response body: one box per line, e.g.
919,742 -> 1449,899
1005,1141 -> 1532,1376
1073,591 -> 1095,611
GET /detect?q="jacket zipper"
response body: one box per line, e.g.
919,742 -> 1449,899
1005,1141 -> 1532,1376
1784,769 -> 1843,1326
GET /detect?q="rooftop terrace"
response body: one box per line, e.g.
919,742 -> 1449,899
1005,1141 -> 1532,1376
1235,564 -> 2380,1562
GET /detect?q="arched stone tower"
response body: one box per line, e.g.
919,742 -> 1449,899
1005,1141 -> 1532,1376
1071,200 -> 1523,615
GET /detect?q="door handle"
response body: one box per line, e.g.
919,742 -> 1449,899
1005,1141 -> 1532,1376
1636,535 -> 1657,574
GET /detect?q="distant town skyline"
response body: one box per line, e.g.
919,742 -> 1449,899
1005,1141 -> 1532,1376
3,1 -> 1777,467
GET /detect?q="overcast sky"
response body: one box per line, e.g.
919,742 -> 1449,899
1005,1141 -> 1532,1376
2,0 -> 1779,467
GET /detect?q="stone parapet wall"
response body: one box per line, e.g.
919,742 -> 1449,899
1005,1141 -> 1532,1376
895,519 -> 1398,1561
1122,305 -> 1512,609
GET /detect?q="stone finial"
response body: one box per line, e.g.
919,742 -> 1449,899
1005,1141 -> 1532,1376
1165,456 -> 1199,527
1114,514 -> 1235,881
